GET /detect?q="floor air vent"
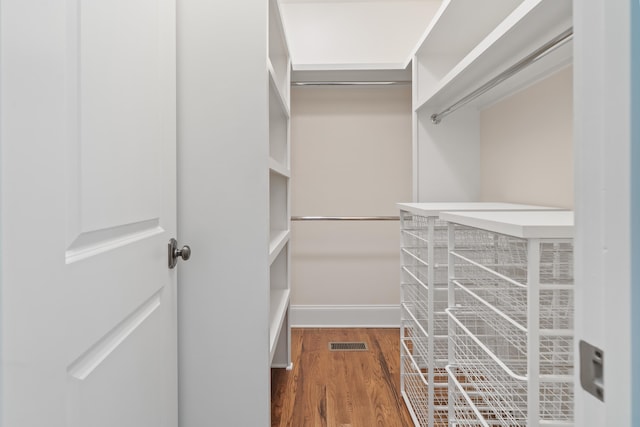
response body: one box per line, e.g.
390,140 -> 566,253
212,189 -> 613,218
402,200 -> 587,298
329,342 -> 368,351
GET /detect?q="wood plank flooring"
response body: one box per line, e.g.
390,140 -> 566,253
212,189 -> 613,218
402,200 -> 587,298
271,328 -> 414,427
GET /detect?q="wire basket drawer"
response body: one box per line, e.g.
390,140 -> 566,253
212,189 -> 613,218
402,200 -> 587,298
401,337 -> 450,427
445,215 -> 574,427
448,309 -> 528,425
400,213 -> 454,426
401,339 -> 430,426
447,365 -> 522,427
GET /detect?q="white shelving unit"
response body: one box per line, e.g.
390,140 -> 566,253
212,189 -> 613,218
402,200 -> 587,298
268,0 -> 292,369
178,0 -> 294,423
411,0 -> 572,202
398,203 -> 561,427
415,0 -> 572,112
440,211 -> 574,426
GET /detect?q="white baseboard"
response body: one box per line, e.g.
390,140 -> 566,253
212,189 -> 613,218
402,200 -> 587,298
271,362 -> 293,370
290,304 -> 400,328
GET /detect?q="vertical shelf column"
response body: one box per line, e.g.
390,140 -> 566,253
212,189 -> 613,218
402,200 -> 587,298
268,0 -> 292,370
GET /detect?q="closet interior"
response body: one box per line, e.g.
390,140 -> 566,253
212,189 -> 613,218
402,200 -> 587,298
273,0 -> 576,426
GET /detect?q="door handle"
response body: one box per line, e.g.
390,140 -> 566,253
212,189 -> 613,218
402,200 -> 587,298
168,238 -> 191,269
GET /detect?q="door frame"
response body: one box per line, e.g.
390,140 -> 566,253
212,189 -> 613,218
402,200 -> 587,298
632,1 -> 640,425
574,0 -> 634,425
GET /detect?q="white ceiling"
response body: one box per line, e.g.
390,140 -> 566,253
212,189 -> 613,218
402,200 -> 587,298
279,0 -> 441,70
280,0 -> 435,3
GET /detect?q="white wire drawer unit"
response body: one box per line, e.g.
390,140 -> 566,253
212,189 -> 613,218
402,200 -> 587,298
440,210 -> 574,427
397,203 -> 560,427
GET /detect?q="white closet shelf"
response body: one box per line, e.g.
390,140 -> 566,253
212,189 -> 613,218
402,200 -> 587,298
415,0 -> 572,113
412,0 -> 521,60
268,60 -> 291,117
269,288 -> 291,362
292,62 -> 408,72
269,0 -> 291,61
439,210 -> 574,239
269,158 -> 290,178
268,0 -> 291,96
269,229 -> 290,264
292,68 -> 412,85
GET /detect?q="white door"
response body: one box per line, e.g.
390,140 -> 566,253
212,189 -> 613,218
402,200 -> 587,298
574,0 -> 633,425
0,0 -> 178,426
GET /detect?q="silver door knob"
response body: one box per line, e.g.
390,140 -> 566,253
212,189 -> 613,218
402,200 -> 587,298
168,238 -> 191,269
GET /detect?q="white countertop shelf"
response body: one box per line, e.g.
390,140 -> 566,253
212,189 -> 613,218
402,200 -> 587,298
439,210 -> 574,239
397,202 -> 561,217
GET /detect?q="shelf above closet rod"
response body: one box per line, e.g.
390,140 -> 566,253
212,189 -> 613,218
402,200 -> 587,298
430,27 -> 573,125
291,216 -> 400,221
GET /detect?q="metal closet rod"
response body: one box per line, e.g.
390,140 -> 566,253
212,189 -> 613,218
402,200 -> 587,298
431,27 -> 573,125
291,215 -> 400,221
292,81 -> 410,86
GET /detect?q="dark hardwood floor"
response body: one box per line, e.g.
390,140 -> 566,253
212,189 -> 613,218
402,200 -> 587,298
271,328 -> 414,427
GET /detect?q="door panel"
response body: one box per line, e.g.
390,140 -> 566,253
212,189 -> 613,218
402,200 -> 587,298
0,0 -> 177,425
67,297 -> 170,426
70,0 -> 165,237
64,0 -> 175,376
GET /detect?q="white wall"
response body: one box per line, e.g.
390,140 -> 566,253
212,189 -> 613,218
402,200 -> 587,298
290,85 -> 412,325
480,66 -> 573,208
280,0 -> 440,69
415,106 -> 481,202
